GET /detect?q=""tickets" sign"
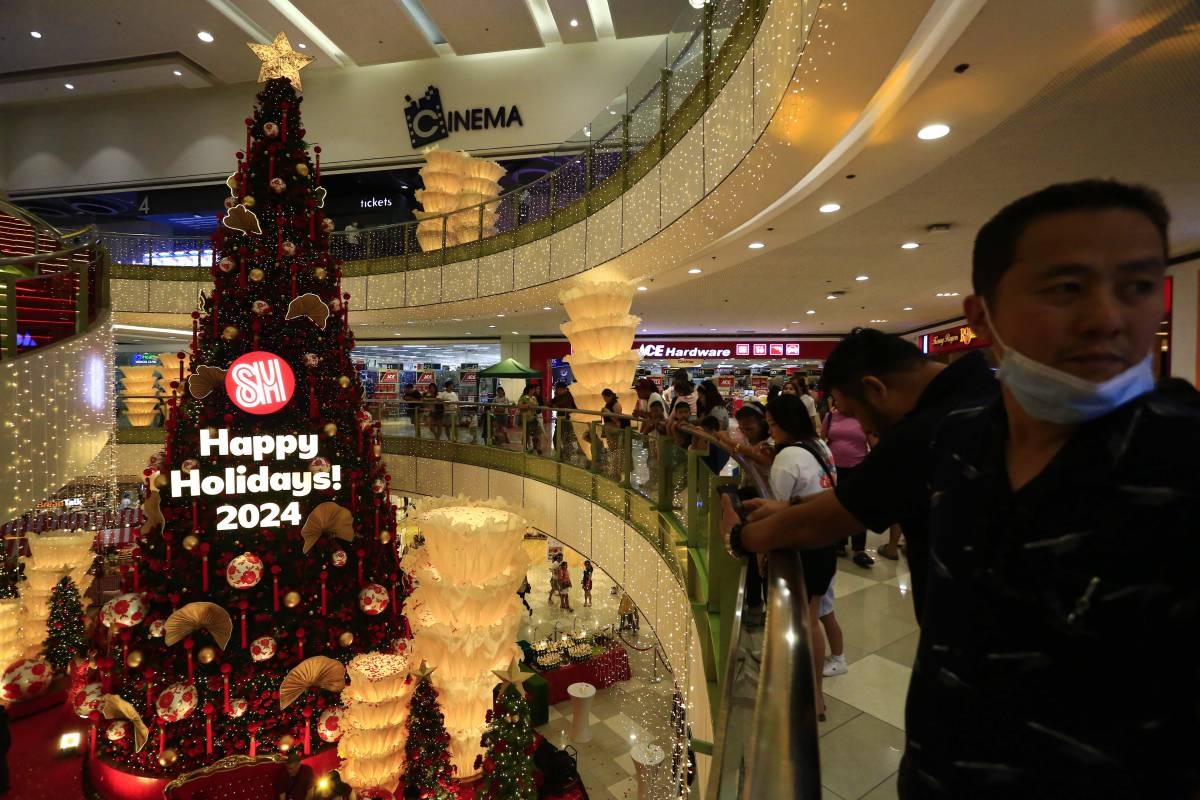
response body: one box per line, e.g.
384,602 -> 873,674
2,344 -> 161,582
225,351 -> 295,415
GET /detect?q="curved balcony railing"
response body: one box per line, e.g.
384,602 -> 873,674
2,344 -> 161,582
1,198 -> 109,359
114,395 -> 822,797
103,0 -> 816,291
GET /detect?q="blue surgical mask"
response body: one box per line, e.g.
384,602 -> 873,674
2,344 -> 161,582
984,304 -> 1154,425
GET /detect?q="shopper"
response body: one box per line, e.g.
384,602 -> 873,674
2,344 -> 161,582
581,560 -> 594,607
618,591 -> 638,634
517,576 -> 532,616
281,750 -> 315,800
437,381 -> 460,440
550,381 -> 579,459
402,382 -> 422,425
556,558 -> 574,613
490,386 -> 512,445
818,580 -> 848,677
601,388 -> 629,478
690,415 -> 731,475
696,379 -> 729,430
822,396 -> 873,567
423,382 -> 444,439
787,375 -> 822,434
724,328 -> 997,620
548,553 -> 562,606
518,384 -> 545,455
662,369 -> 698,415
716,403 -> 775,627
763,393 -> 838,720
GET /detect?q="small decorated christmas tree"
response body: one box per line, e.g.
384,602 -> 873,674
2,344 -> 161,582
476,660 -> 537,800
43,576 -> 86,674
404,661 -> 454,800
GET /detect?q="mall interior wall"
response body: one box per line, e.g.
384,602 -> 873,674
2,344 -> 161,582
1,36 -> 661,195
1168,257 -> 1199,385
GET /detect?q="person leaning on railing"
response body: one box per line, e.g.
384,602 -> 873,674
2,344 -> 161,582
518,384 -> 546,455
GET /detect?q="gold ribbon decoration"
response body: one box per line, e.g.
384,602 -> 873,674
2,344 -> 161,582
102,694 -> 150,752
279,656 -> 347,709
140,492 -> 164,535
301,501 -> 355,554
164,602 -> 233,650
285,293 -> 331,331
188,365 -> 227,399
222,204 -> 262,235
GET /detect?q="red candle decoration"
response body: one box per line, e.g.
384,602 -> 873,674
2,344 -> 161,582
343,293 -> 350,327
269,156 -> 275,183
191,314 -> 199,352
144,668 -> 155,716
319,571 -> 328,616
119,564 -> 129,593
132,555 -> 140,592
389,582 -> 397,617
374,503 -> 380,540
249,723 -> 259,757
158,725 -> 166,758
357,548 -> 365,585
221,663 -> 232,712
245,119 -> 252,155
314,145 -> 321,182
204,702 -> 215,755
281,103 -> 289,139
200,543 -> 211,592
308,376 -> 319,419
89,713 -> 99,754
184,637 -> 195,682
302,708 -> 312,755
272,565 -> 282,611
296,628 -> 306,661
98,656 -> 114,693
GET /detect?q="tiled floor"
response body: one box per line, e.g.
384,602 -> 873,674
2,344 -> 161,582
814,532 -> 915,800
518,540 -> 683,800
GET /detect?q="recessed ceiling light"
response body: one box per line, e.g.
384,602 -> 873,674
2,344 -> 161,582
30,31 -> 42,39
855,275 -> 869,281
901,241 -> 920,250
747,242 -> 765,249
542,306 -> 552,311
826,294 -> 838,300
173,69 -> 183,76
451,318 -> 462,321
297,42 -> 307,49
819,202 -> 841,213
935,292 -> 961,297
917,123 -> 951,140
790,320 -> 801,324
489,324 -> 497,328
870,319 -> 888,323
687,268 -> 702,274
496,313 -> 505,317
569,18 -> 579,27
708,328 -> 717,332
636,286 -> 648,292
197,31 -> 214,43
511,331 -> 519,335
806,310 -> 816,315
64,83 -> 75,90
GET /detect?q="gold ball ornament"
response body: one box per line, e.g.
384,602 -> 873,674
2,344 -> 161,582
278,734 -> 295,752
153,473 -> 170,490
507,713 -> 520,723
159,748 -> 179,767
242,195 -> 256,208
313,267 -> 327,280
338,632 -> 354,647
295,163 -> 310,177
182,535 -> 200,551
249,268 -> 265,282
323,423 -> 337,436
380,530 -> 392,544
284,591 -> 301,609
222,326 -> 240,341
338,376 -> 351,388
126,650 -> 144,669
197,646 -> 216,665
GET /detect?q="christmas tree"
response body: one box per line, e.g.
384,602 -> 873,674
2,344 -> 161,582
0,553 -> 21,599
95,33 -> 405,776
476,662 -> 537,800
403,662 -> 455,800
43,575 -> 86,674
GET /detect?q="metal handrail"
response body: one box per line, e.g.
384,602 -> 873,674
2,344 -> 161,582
100,0 -> 767,271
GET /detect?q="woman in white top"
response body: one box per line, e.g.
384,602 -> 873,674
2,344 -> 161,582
764,393 -> 838,721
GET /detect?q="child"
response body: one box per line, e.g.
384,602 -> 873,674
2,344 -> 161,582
581,560 -> 594,607
819,580 -> 847,677
556,559 -> 574,612
517,576 -> 532,616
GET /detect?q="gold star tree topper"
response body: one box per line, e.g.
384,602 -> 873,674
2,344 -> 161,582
410,660 -> 437,681
248,32 -> 315,91
491,657 -> 534,688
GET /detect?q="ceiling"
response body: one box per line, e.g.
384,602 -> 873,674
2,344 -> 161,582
0,0 -> 692,105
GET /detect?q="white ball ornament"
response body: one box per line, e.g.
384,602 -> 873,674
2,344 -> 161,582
252,300 -> 272,315
269,177 -> 286,194
358,583 -> 389,616
317,707 -> 344,742
263,122 -> 280,138
226,552 -> 264,589
250,636 -> 277,662
281,241 -> 296,256
107,721 -> 130,742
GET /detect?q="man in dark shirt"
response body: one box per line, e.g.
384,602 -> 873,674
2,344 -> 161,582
899,181 -> 1199,797
278,750 -> 314,800
724,330 -> 998,618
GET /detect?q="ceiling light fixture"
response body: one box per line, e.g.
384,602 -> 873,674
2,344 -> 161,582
790,321 -> 801,324
488,325 -> 497,328
747,242 -> 765,249
708,328 -> 717,332
636,286 -> 648,292
855,275 -> 869,281
806,310 -> 816,315
903,306 -> 914,311
197,31 -> 215,43
935,292 -> 961,297
818,202 -> 841,213
870,319 -> 888,323
900,241 -> 920,250
826,294 -> 838,300
687,268 -> 702,274
496,313 -> 505,317
569,18 -> 579,27
689,0 -> 707,8
542,306 -> 552,311
511,331 -> 519,335
297,42 -> 307,48
64,83 -> 75,90
917,123 -> 951,140
173,69 -> 183,76
30,31 -> 42,39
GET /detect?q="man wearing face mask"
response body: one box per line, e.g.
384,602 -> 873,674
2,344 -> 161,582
892,180 -> 1198,798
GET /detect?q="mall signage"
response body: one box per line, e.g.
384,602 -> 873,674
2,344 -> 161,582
404,85 -> 525,149
167,350 -> 342,531
636,340 -> 813,360
36,498 -> 84,510
923,325 -> 987,355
